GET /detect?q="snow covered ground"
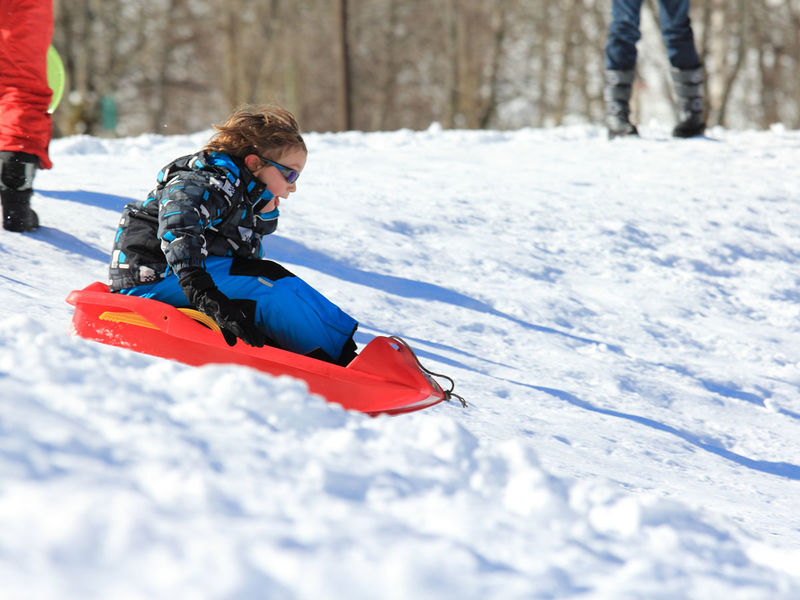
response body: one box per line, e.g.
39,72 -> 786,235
1,123 -> 799,599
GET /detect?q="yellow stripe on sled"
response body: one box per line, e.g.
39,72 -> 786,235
98,308 -> 221,333
99,311 -> 158,329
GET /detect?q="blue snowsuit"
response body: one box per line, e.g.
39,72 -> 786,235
108,151 -> 357,362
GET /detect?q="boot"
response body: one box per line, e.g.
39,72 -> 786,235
604,69 -> 638,139
671,66 -> 706,138
1,189 -> 39,232
0,151 -> 39,232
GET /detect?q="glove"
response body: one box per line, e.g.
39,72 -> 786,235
179,268 -> 266,348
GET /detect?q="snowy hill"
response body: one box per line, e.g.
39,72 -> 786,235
1,124 -> 799,599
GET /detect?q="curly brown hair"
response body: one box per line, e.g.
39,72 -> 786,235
203,104 -> 307,161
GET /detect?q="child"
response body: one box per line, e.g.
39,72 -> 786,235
108,105 -> 358,366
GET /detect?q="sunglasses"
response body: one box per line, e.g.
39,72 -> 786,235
260,156 -> 300,184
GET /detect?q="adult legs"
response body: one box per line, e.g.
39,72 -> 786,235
605,0 -> 644,71
657,0 -> 700,70
0,0 -> 54,231
604,0 -> 645,138
658,0 -> 705,136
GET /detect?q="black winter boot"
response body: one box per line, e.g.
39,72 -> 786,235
1,189 -> 39,232
604,69 -> 638,139
671,66 -> 706,138
0,151 -> 39,232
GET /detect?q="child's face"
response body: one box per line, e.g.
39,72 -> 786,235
249,147 -> 307,213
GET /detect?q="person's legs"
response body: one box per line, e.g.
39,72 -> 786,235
658,0 -> 705,137
657,0 -> 700,70
218,257 -> 358,363
605,0 -> 644,71
0,0 -> 53,232
121,257 -> 358,365
0,0 -> 53,167
604,0 -> 644,138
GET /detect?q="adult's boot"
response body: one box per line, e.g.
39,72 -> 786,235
604,69 -> 638,139
0,151 -> 39,232
671,66 -> 706,138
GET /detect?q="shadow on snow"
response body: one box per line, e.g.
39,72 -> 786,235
266,235 -> 623,354
37,189 -> 134,213
504,374 -> 800,481
29,226 -> 108,263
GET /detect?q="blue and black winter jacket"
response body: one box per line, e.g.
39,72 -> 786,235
108,152 -> 278,291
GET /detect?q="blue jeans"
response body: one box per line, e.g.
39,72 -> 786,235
605,0 -> 700,71
120,256 -> 358,360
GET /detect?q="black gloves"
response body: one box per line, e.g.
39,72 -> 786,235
179,268 -> 266,348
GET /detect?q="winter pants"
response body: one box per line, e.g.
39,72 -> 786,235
120,256 -> 358,362
605,0 -> 700,71
0,0 -> 53,169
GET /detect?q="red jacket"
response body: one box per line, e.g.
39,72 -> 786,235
0,0 -> 53,169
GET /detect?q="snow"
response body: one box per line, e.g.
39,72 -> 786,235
1,122 -> 800,599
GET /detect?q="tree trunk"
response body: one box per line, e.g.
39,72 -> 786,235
478,7 -> 507,129
336,0 -> 354,131
443,0 -> 459,128
716,0 -> 747,128
554,0 -> 581,125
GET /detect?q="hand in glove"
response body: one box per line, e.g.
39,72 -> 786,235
179,268 -> 266,348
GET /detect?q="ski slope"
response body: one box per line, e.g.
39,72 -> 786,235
1,123 -> 799,599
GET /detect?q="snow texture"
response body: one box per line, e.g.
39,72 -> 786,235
1,123 -> 799,599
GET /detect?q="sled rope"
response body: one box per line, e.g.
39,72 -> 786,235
388,336 -> 467,407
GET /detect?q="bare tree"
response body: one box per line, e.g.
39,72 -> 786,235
714,0 -> 748,127
48,0 -> 800,136
336,0 -> 354,130
553,0 -> 582,125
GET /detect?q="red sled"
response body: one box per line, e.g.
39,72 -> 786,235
65,282 -> 457,416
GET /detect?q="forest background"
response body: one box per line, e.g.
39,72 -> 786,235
52,0 -> 800,137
